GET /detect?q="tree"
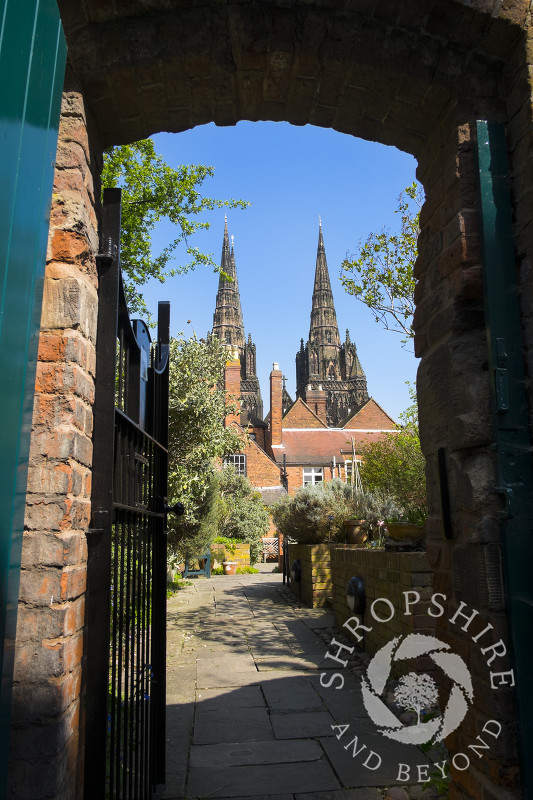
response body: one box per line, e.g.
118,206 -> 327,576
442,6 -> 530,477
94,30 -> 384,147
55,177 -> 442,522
101,139 -> 249,316
166,334 -> 244,558
394,672 -> 439,725
340,182 -> 422,343
215,466 -> 270,564
358,425 -> 426,525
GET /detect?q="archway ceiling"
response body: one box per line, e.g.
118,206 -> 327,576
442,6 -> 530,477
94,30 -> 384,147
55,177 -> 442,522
58,0 -> 522,153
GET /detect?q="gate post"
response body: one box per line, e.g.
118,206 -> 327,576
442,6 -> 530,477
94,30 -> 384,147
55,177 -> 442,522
84,188 -> 122,798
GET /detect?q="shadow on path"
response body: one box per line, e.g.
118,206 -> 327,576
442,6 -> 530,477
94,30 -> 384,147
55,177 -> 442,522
164,572 -> 437,800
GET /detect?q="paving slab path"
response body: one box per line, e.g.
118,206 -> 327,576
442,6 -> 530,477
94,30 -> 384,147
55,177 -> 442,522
164,567 -> 437,800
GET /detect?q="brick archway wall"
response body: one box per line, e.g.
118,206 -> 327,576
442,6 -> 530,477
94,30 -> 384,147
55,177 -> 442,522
12,2 -> 533,798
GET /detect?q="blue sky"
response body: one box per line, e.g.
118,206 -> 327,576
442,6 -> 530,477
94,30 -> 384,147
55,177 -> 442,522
142,122 -> 419,422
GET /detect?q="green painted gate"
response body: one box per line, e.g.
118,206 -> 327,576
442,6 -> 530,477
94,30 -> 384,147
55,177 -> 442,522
0,0 -> 66,794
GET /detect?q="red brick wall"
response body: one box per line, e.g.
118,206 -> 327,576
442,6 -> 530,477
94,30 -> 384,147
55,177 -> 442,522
304,387 -> 327,424
282,398 -> 326,429
246,439 -> 282,487
284,464 -> 338,496
249,426 -> 267,450
10,80 -> 100,799
344,399 -> 397,430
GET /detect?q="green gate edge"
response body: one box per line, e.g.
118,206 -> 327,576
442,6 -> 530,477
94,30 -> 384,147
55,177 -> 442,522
476,119 -> 533,799
0,0 -> 66,794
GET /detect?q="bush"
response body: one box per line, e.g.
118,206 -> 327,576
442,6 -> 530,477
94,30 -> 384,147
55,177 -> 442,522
272,479 -> 400,545
359,428 -> 427,524
216,467 -> 270,563
272,479 -> 355,544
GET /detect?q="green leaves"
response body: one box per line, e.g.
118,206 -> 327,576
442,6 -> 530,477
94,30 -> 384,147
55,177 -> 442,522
101,138 -> 250,317
166,334 -> 244,557
340,182 -> 422,344
215,466 -> 270,563
359,426 -> 427,524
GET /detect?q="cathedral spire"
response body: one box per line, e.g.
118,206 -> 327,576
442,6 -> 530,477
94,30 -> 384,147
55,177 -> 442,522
295,222 -> 368,425
212,219 -> 245,349
211,218 -> 263,419
309,221 -> 340,347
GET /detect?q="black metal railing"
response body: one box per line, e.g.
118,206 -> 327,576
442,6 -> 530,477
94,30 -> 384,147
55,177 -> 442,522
85,188 -> 169,799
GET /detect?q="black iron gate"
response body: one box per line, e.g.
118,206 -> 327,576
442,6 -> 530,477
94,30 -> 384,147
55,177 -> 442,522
85,188 -> 170,799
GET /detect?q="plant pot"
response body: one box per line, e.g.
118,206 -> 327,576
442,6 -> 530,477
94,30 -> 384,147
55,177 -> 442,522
386,522 -> 425,541
343,519 -> 368,544
222,561 -> 237,575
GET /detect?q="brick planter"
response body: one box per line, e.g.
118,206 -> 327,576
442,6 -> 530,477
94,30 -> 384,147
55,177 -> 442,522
288,544 -> 332,608
331,545 -> 435,656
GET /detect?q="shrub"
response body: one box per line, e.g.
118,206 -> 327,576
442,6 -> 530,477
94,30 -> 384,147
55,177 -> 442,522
216,467 -> 270,563
359,428 -> 427,524
272,479 -> 355,544
272,479 -> 400,545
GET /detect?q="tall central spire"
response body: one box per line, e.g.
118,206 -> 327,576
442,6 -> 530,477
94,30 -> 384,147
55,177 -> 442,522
295,221 -> 368,425
212,216 -> 245,350
309,222 -> 341,347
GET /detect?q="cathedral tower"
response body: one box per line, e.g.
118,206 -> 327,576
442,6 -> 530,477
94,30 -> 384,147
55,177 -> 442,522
212,218 -> 263,419
295,221 -> 368,425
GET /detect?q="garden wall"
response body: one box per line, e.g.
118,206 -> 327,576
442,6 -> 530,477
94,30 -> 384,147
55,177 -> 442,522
331,546 -> 436,657
211,543 -> 250,568
288,544 -> 332,608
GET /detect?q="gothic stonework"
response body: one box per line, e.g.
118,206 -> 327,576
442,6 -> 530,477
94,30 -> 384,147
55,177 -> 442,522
296,223 -> 369,426
211,219 -> 263,419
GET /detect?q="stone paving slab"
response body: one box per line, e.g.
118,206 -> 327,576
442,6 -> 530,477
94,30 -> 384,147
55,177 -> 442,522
193,705 -> 275,745
319,734 -> 432,788
262,676 -> 323,712
189,739 -> 324,768
196,670 -> 263,689
196,685 -> 265,709
187,758 -> 341,798
294,790 -> 382,800
270,710 -> 336,739
212,795 -> 294,800
165,702 -> 194,797
254,654 -> 321,671
308,674 -> 369,720
196,653 -> 257,686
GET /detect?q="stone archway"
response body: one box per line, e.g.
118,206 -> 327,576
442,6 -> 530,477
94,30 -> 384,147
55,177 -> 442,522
13,2 -> 533,798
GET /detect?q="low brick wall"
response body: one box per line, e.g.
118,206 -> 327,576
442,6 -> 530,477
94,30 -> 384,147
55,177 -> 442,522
331,546 -> 435,658
288,544 -> 332,607
211,543 -> 250,567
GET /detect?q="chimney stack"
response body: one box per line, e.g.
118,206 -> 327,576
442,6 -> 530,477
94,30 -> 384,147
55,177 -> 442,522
224,355 -> 241,427
305,383 -> 327,424
269,362 -> 283,447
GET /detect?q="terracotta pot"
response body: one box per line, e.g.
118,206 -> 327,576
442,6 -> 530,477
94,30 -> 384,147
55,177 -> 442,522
222,561 -> 237,575
386,522 -> 425,541
343,519 -> 369,544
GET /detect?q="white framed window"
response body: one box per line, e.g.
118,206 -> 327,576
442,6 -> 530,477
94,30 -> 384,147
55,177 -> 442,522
303,466 -> 323,486
224,453 -> 247,476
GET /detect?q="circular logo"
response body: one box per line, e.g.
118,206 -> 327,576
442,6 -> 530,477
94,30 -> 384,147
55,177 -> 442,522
360,633 -> 474,745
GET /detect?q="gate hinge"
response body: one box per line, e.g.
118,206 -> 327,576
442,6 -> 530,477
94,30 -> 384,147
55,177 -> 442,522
88,508 -> 111,535
96,238 -> 117,265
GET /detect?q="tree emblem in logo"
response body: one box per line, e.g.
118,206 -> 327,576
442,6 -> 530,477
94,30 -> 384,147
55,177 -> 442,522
361,633 -> 473,745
